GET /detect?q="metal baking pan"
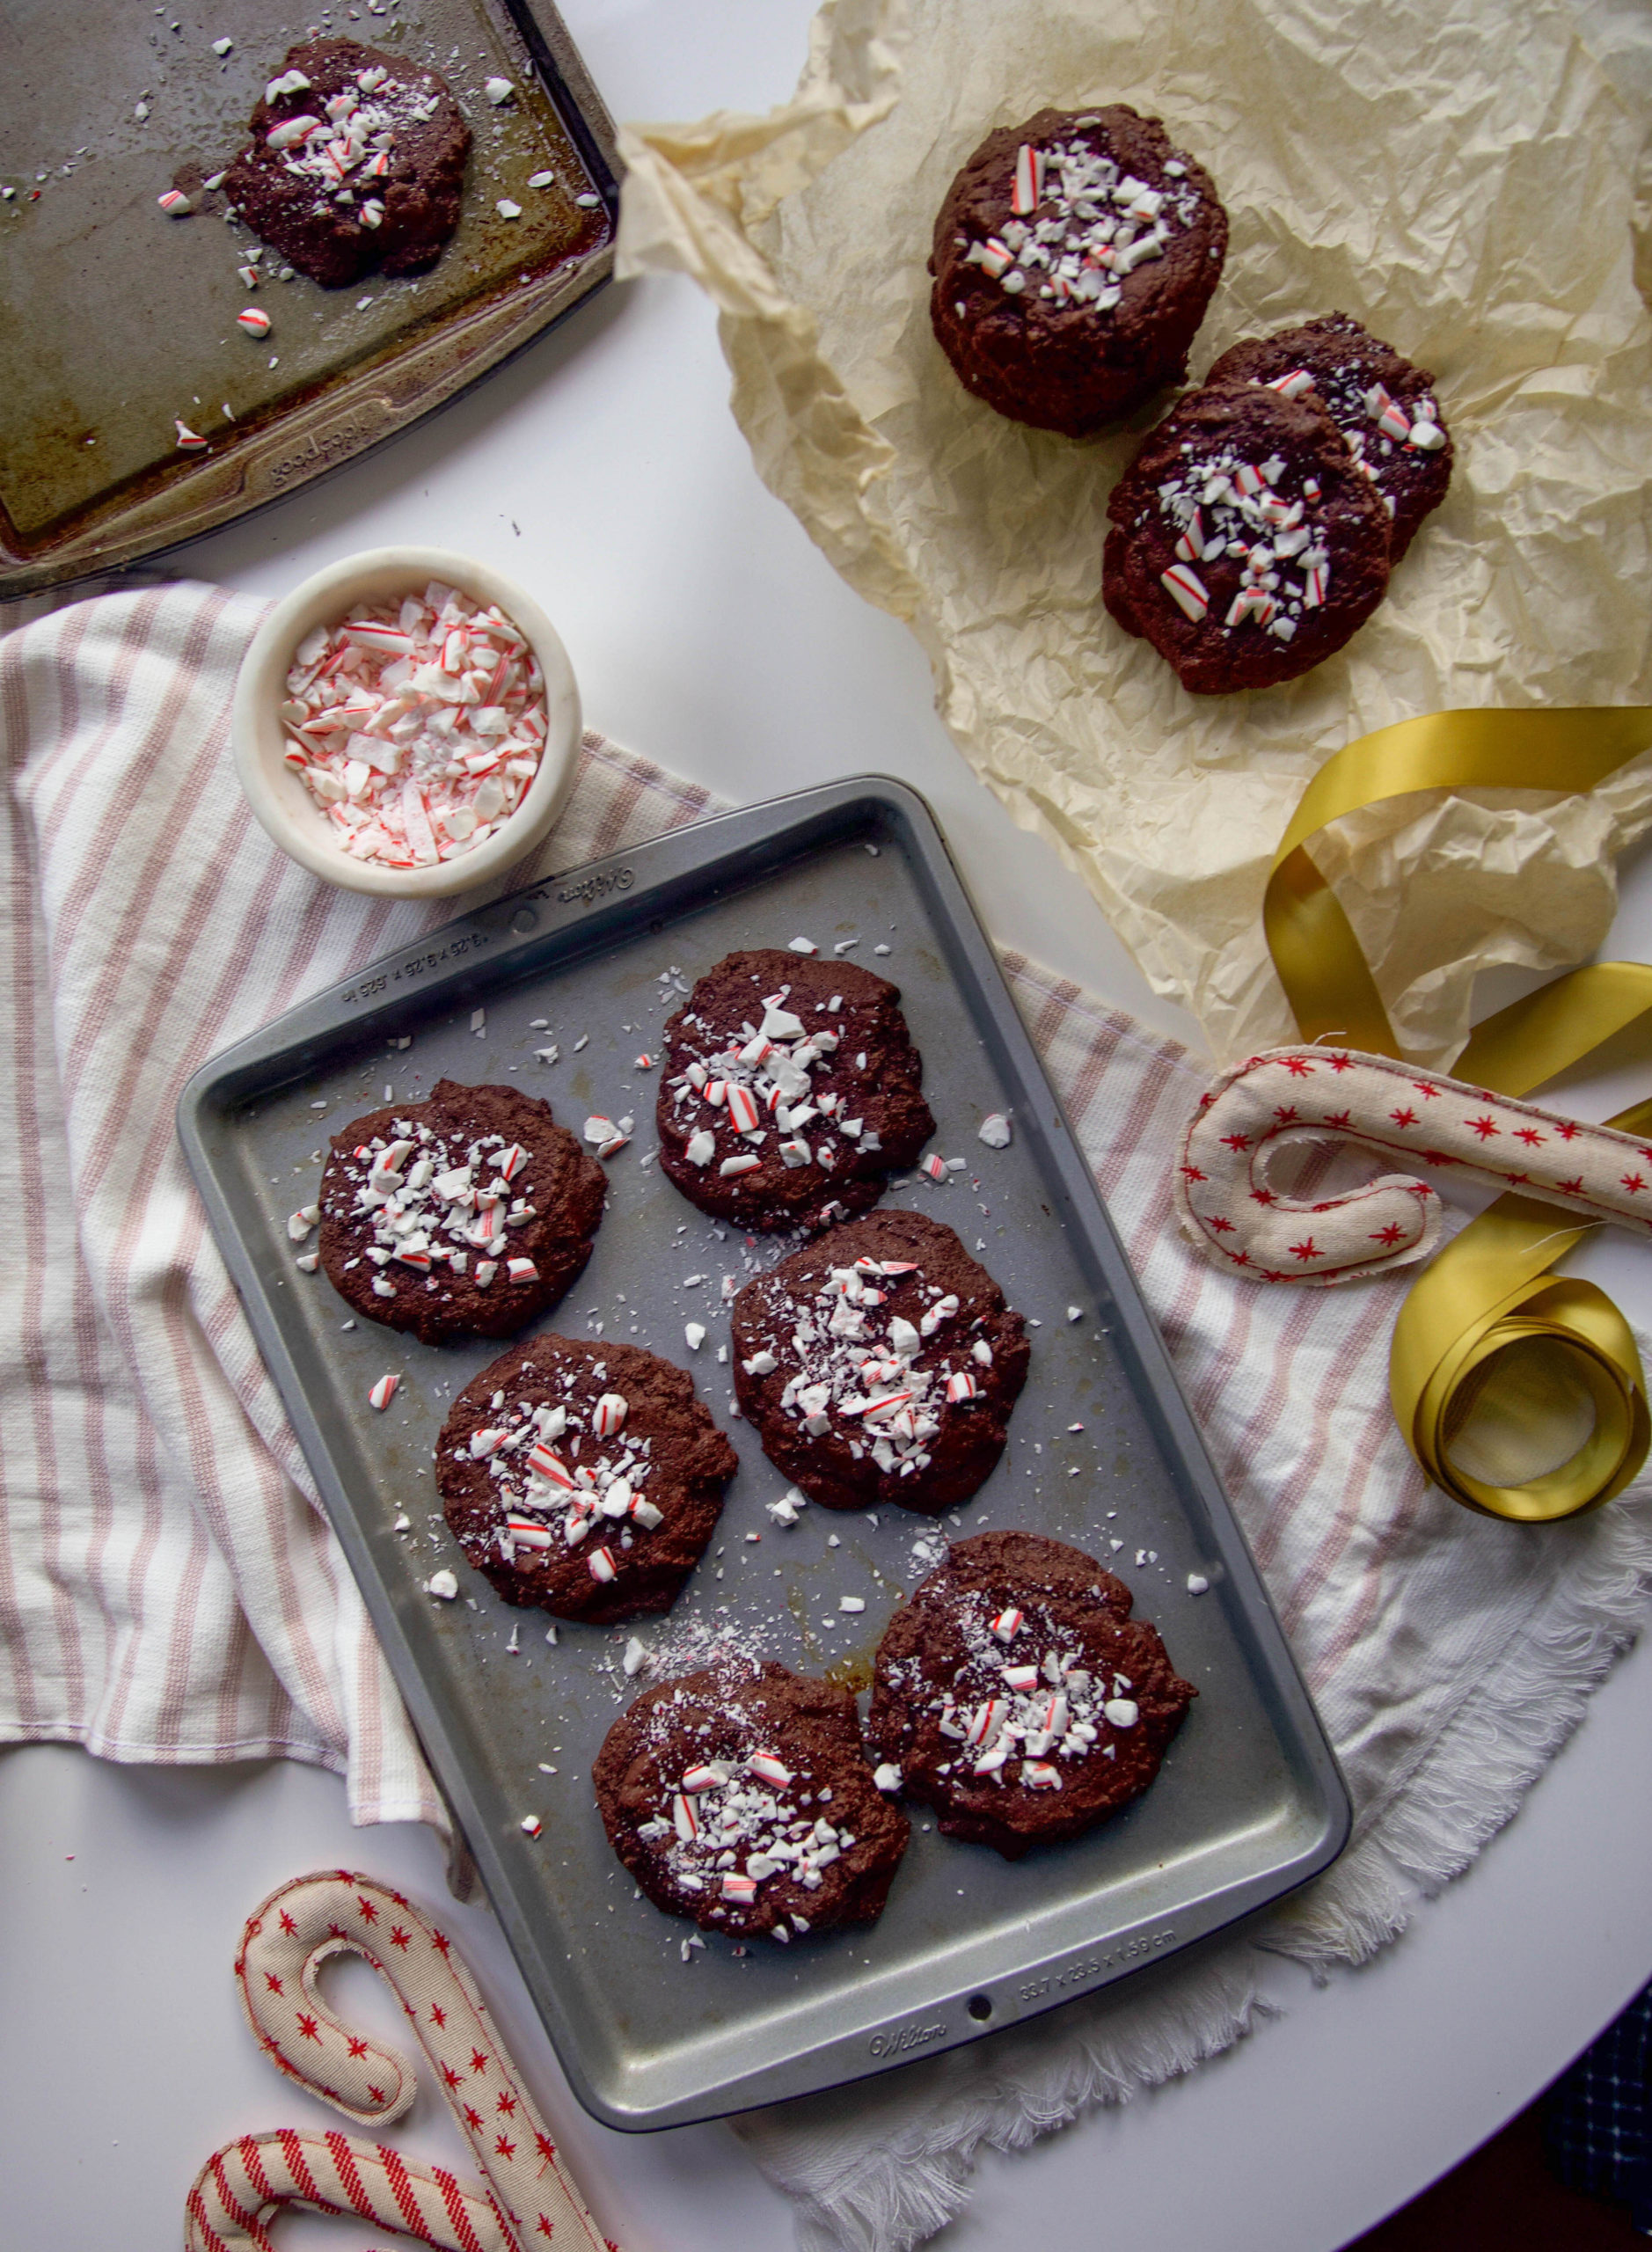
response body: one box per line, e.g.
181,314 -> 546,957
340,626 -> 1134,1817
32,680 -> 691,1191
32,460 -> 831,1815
178,778 -> 1349,2129
0,0 -> 616,597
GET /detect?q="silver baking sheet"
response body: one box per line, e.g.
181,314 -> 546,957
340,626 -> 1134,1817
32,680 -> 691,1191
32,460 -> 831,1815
0,0 -> 616,594
178,778 -> 1349,2130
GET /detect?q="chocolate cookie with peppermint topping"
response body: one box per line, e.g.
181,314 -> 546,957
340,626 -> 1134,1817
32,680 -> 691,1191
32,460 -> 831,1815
223,39 -> 470,289
656,950 -> 934,1233
317,1079 -> 604,1344
730,1209 -> 1029,1515
929,105 -> 1227,436
1204,315 -> 1452,562
437,1335 -> 736,1624
1103,378 -> 1392,693
593,1660 -> 909,1940
868,1532 -> 1195,1859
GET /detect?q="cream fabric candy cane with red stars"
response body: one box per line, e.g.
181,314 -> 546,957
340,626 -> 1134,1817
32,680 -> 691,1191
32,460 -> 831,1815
186,1870 -> 615,2252
1175,1046 -> 1652,1285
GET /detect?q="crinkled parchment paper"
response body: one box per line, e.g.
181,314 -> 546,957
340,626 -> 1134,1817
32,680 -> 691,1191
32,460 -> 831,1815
618,0 -> 1652,1065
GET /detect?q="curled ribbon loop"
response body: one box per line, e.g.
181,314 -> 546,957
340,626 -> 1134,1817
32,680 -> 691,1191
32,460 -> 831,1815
1261,706 -> 1652,1521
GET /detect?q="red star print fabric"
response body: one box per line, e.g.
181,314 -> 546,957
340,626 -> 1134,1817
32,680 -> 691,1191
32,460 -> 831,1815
1175,1047 -> 1652,1284
184,1871 -> 614,2252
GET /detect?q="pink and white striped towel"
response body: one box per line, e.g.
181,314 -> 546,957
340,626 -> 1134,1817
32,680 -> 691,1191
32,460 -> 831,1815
5,581 -> 1652,2250
0,581 -> 716,1828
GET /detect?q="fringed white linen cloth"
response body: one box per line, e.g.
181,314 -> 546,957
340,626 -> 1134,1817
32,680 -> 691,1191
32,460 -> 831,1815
4,582 -> 1651,2248
735,966 -> 1652,2247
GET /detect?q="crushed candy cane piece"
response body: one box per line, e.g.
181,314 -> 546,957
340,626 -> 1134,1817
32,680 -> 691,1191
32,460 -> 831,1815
367,1373 -> 399,1411
977,1112 -> 1012,1148
591,1393 -> 628,1437
425,1570 -> 458,1600
1160,563 -> 1210,621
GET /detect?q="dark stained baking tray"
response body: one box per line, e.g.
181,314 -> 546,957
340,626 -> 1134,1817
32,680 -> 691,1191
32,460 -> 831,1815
0,0 -> 616,596
177,778 -> 1349,2129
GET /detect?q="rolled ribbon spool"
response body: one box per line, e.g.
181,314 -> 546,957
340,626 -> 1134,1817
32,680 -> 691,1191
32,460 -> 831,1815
1264,706 -> 1652,1521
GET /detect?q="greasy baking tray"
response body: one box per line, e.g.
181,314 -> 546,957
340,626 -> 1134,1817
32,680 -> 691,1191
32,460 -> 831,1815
0,0 -> 615,597
178,778 -> 1349,2129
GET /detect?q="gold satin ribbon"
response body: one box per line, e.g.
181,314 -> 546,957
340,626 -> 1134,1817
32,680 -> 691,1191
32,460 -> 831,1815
1265,707 -> 1652,1521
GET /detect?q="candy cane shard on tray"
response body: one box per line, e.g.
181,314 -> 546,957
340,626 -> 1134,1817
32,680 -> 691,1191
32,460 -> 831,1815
1174,1046 -> 1652,1285
185,1869 -> 613,2252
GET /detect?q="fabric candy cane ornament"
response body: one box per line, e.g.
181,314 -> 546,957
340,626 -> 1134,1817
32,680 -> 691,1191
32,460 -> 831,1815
186,1870 -> 616,2252
1175,1047 -> 1652,1285
1235,708 -> 1652,1519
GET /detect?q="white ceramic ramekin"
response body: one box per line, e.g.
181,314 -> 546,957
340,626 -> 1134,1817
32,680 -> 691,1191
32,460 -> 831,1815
231,546 -> 581,897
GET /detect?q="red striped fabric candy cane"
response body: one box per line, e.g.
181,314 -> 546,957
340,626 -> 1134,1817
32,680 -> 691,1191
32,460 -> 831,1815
185,1870 -> 615,2252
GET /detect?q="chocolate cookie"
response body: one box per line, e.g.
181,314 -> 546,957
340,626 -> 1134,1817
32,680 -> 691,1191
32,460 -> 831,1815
437,1335 -> 736,1624
223,40 -> 470,288
730,1210 -> 1029,1515
1103,378 -> 1392,693
929,106 -> 1227,437
593,1660 -> 910,1940
867,1532 -> 1195,1858
656,951 -> 935,1233
318,1079 -> 604,1345
1204,315 -> 1452,561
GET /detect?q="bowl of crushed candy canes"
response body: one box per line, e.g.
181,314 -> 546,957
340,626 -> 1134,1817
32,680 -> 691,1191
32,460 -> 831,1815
231,547 -> 581,897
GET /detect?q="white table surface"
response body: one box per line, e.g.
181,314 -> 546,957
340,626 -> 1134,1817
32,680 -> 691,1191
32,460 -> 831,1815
7,4 -> 1652,2247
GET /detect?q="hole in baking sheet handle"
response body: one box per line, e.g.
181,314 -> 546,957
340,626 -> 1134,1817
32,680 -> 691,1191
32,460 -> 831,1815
967,1993 -> 992,2022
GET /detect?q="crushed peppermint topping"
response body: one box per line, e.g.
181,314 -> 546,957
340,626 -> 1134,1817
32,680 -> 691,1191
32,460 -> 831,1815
1148,437 -> 1331,640
629,1701 -> 863,1919
281,579 -> 547,867
1245,326 -> 1448,522
454,1371 -> 669,1570
743,1255 -> 985,1481
256,59 -> 444,222
321,1115 -> 545,1304
891,1590 -> 1143,1787
665,981 -> 885,1194
962,129 -> 1205,316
